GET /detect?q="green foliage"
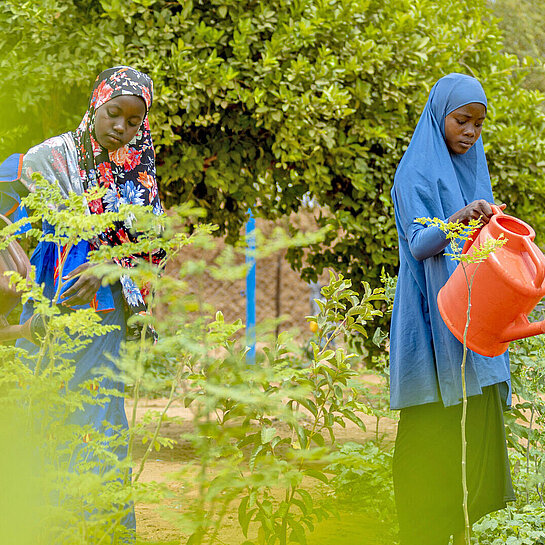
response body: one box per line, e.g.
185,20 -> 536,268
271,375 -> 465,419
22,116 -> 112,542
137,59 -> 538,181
417,216 -> 507,265
326,441 -> 397,541
0,178 -> 156,544
472,453 -> 545,544
157,270 -> 388,545
2,0 -> 545,317
0,173 -> 395,544
504,313 -> 545,508
356,368 -> 395,443
473,504 -> 545,544
489,0 -> 545,92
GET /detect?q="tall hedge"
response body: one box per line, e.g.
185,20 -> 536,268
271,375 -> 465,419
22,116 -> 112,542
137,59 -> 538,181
490,0 -> 545,91
2,0 -> 545,293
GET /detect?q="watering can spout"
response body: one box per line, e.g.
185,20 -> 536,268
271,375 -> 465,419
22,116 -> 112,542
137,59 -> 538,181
502,315 -> 545,344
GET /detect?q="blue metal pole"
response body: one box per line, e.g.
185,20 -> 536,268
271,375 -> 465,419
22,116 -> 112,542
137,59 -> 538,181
245,209 -> 256,364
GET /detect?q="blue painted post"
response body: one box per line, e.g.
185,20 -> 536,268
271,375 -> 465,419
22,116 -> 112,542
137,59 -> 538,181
246,209 -> 256,364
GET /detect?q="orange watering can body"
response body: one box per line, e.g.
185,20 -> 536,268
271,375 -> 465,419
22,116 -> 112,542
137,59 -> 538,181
437,206 -> 545,357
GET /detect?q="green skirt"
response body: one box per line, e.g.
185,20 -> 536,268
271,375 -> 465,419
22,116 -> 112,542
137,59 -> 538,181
393,384 -> 515,545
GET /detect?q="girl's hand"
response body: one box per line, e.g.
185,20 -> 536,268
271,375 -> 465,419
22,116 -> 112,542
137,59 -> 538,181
61,262 -> 101,306
448,200 -> 506,225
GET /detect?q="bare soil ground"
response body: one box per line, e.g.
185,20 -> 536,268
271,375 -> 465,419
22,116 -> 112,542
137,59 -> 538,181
129,375 -> 397,544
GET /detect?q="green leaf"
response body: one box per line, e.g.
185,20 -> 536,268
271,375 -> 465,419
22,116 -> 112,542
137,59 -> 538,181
238,497 -> 257,537
292,498 -> 309,516
303,469 -> 329,484
297,398 -> 318,418
261,427 -> 277,444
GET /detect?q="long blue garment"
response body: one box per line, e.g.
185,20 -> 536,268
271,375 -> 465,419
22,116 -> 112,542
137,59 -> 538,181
0,150 -> 136,537
16,278 -> 136,536
389,73 -> 511,410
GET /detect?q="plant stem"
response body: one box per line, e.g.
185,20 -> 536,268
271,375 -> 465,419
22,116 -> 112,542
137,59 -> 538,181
133,359 -> 185,483
460,341 -> 470,545
460,264 -> 478,545
127,271 -> 157,484
536,483 -> 545,507
526,404 -> 534,503
279,487 -> 296,545
34,239 -> 73,377
126,377 -> 141,485
300,318 -> 345,451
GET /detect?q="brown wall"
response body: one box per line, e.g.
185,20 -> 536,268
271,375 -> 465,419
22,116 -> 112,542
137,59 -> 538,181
165,216 -> 327,336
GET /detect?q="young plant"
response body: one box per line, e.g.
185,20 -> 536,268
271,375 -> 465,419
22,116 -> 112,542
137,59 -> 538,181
501,312 -> 545,514
135,267 -> 387,545
0,175 -> 143,544
1,171 -> 394,545
417,216 -> 506,544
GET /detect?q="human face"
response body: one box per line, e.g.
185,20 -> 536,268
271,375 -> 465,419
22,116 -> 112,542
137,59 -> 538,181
444,102 -> 486,155
94,95 -> 146,151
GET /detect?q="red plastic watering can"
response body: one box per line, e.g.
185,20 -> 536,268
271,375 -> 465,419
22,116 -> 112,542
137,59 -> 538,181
437,205 -> 545,357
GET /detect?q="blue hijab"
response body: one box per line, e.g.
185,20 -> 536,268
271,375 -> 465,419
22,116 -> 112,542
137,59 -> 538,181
389,73 -> 510,409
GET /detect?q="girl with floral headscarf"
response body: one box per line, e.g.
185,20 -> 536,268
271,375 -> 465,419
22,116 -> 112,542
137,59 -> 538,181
15,66 -> 165,540
21,66 -> 165,331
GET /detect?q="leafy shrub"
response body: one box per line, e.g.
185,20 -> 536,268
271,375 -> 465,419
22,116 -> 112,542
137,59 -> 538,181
472,454 -> 545,544
327,441 -> 397,535
471,306 -> 545,544
0,173 -> 396,544
152,271 -> 389,544
2,0 -> 545,310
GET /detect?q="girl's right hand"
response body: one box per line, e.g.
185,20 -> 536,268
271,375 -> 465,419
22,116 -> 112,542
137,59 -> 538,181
61,262 -> 101,306
448,200 -> 505,225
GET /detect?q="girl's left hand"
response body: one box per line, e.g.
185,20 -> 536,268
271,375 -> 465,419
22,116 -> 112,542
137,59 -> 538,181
62,262 -> 101,306
448,200 -> 506,226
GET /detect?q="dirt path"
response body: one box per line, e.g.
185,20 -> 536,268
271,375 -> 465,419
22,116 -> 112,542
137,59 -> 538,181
128,388 -> 398,544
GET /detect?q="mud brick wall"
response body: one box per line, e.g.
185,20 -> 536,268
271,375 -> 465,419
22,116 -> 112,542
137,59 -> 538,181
163,214 -> 328,335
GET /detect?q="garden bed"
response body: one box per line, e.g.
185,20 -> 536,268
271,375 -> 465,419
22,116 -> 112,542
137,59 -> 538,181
130,381 -> 398,544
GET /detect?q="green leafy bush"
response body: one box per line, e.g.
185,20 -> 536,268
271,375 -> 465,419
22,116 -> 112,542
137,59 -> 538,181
472,453 -> 545,544
489,0 -> 545,92
151,271 -> 389,544
326,441 -> 397,540
0,178 -> 159,544
2,0 -> 545,302
0,173 -> 394,544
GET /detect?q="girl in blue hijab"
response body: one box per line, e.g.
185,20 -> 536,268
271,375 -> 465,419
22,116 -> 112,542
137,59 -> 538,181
390,73 -> 514,545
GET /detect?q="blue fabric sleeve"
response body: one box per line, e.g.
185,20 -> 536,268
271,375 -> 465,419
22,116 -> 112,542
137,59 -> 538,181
393,175 -> 449,262
0,153 -> 28,219
407,222 -> 449,261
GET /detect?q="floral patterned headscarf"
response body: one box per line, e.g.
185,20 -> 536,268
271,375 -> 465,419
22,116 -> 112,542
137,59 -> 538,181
73,66 -> 165,339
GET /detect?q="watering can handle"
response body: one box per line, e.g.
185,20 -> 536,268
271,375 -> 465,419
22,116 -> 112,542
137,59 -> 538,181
522,238 -> 545,288
461,204 -> 504,254
489,204 -> 504,216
